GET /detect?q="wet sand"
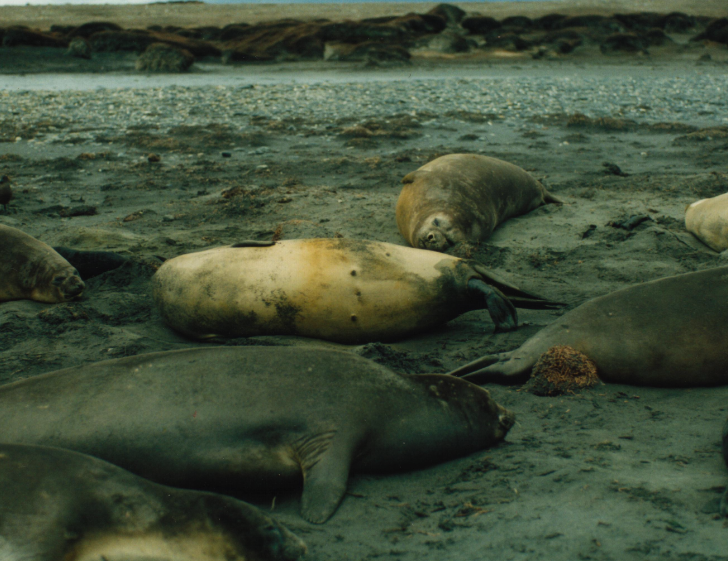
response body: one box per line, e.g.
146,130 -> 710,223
1,2 -> 728,560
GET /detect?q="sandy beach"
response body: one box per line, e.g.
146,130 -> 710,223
1,1 -> 728,560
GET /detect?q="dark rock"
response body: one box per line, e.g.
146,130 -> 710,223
177,26 -> 223,41
223,23 -> 324,63
501,16 -> 533,30
219,25 -> 255,42
600,32 -> 647,53
390,13 -> 447,34
534,14 -> 568,31
644,28 -> 673,46
662,12 -> 696,33
2,27 -> 68,48
483,31 -> 532,51
90,30 -> 219,57
325,41 -> 410,63
427,4 -> 466,26
413,31 -> 472,54
67,21 -> 122,39
559,15 -> 625,33
319,20 -> 407,43
136,42 -> 195,72
461,16 -> 501,35
614,12 -> 664,31
692,17 -> 728,45
602,162 -> 629,177
89,30 -> 153,52
50,25 -> 76,35
539,29 -> 584,52
66,36 -> 91,59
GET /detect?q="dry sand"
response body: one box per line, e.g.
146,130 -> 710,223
1,2 -> 728,560
1,0 -> 727,29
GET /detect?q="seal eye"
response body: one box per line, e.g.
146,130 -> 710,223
433,218 -> 440,226
51,276 -> 66,286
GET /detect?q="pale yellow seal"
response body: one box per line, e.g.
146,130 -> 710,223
685,193 -> 728,252
152,238 -> 559,343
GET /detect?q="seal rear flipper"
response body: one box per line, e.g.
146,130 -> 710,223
448,351 -> 533,385
469,262 -> 565,310
543,190 -> 565,205
231,240 -> 277,248
449,354 -> 501,377
468,279 -> 517,332
298,434 -> 353,524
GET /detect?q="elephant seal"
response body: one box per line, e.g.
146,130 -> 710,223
0,175 -> 11,211
0,346 -> 515,524
53,246 -> 129,279
152,238 -> 559,343
0,224 -> 85,303
449,266 -> 728,387
396,153 -> 563,252
721,418 -> 728,516
685,193 -> 728,252
0,443 -> 306,561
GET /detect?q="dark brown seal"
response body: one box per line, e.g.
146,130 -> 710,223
0,224 -> 84,303
396,153 -> 563,252
0,443 -> 306,561
0,175 -> 11,211
152,238 -> 560,342
0,346 -> 515,524
722,418 -> 728,516
449,266 -> 728,387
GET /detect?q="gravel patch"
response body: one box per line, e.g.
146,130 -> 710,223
2,70 -> 727,144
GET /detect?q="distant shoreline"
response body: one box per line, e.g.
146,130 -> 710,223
2,0 -> 725,29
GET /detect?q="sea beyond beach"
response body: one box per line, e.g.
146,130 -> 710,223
1,2 -> 728,560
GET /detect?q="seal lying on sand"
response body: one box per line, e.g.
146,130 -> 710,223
721,418 -> 728,516
152,238 -> 559,343
0,224 -> 84,303
0,346 -> 515,524
53,246 -> 129,279
449,267 -> 728,387
396,153 -> 563,252
0,175 -> 11,211
685,193 -> 728,252
0,443 -> 306,561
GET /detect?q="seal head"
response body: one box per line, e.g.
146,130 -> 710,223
47,268 -> 85,301
0,224 -> 85,303
414,214 -> 466,252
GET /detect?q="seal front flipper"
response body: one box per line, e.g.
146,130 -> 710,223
297,431 -> 354,524
468,279 -> 517,332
